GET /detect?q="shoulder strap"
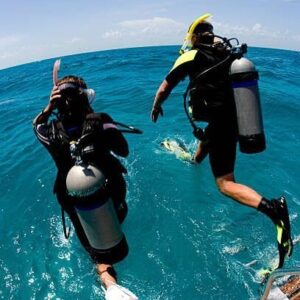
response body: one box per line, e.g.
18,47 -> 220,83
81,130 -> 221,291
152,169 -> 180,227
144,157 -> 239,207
49,120 -> 70,145
82,113 -> 111,136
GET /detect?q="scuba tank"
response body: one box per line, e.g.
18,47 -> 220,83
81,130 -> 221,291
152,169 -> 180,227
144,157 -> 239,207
66,136 -> 128,263
229,57 -> 266,153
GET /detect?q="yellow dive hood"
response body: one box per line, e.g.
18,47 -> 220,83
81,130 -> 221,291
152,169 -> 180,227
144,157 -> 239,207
179,13 -> 212,54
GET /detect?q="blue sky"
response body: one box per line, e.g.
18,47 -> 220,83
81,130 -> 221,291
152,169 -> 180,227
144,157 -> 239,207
0,0 -> 299,69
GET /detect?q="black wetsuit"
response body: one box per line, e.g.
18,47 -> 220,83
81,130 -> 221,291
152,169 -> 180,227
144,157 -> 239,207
33,112 -> 129,263
166,47 -> 238,177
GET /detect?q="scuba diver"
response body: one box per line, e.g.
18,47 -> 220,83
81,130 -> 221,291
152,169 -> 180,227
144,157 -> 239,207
150,14 -> 293,270
33,60 -> 139,299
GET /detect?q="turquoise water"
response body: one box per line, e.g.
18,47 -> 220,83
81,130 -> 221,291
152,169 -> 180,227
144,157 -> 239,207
0,46 -> 299,299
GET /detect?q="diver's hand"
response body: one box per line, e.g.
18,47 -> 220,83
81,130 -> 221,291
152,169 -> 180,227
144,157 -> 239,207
49,86 -> 61,109
151,105 -> 163,123
41,86 -> 61,117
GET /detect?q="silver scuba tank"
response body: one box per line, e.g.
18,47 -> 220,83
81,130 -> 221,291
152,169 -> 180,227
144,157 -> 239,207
66,163 -> 125,251
229,57 -> 266,153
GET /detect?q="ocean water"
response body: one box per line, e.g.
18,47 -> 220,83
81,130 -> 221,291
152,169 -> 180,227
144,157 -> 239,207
0,46 -> 299,300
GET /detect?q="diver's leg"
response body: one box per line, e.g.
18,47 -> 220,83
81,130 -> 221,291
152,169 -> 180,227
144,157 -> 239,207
193,125 -> 209,163
215,172 -> 262,208
207,109 -> 262,206
208,106 -> 292,268
193,140 -> 209,163
65,208 -> 119,288
109,174 -> 128,223
97,264 -> 117,289
215,173 -> 293,267
56,193 -> 119,289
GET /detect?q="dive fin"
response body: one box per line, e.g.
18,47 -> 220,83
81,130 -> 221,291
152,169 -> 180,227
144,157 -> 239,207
104,283 -> 138,300
275,197 -> 293,269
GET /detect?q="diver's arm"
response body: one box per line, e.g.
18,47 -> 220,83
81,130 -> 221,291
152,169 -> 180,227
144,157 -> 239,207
153,80 -> 172,108
34,104 -> 53,125
99,113 -> 129,157
33,108 -> 53,146
33,86 -> 61,145
106,130 -> 129,157
151,52 -> 195,123
151,80 -> 172,122
34,86 -> 61,125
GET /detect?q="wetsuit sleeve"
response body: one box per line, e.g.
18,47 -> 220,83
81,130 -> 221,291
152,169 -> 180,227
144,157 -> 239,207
32,112 -> 52,146
99,113 -> 129,158
165,50 -> 198,88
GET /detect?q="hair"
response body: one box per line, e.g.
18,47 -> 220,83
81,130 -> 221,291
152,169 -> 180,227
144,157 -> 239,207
193,21 -> 214,35
57,75 -> 88,89
192,22 -> 215,47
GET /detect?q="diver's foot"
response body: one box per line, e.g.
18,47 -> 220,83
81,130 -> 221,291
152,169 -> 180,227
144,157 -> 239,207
97,264 -> 117,289
271,196 -> 293,268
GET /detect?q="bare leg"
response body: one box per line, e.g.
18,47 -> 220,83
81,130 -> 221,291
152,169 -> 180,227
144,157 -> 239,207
216,173 -> 293,269
97,263 -> 117,289
215,173 -> 262,208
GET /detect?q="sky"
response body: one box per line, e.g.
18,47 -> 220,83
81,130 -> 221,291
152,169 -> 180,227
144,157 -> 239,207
0,0 -> 299,70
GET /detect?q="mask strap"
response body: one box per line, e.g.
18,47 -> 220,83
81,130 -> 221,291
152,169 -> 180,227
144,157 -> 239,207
85,89 -> 96,104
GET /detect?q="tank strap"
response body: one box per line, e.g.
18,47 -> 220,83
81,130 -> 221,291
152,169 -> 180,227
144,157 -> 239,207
61,207 -> 71,239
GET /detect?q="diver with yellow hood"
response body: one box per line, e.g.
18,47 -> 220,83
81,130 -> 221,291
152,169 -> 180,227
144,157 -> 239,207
151,14 -> 293,271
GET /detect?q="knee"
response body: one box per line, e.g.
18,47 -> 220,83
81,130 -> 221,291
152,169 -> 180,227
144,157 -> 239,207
216,174 -> 235,196
217,181 -> 230,196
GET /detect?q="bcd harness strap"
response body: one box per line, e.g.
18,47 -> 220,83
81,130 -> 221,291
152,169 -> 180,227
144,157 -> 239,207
183,40 -> 246,140
183,53 -> 233,140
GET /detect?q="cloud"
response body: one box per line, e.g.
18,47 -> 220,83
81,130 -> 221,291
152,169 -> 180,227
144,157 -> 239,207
0,35 -> 22,49
0,34 -> 87,69
66,37 -> 82,44
120,17 -> 184,32
102,17 -> 291,47
102,17 -> 185,45
214,21 -> 290,39
102,30 -> 123,39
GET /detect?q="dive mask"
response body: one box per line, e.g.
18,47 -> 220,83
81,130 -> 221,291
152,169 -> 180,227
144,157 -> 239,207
52,59 -> 96,104
56,82 -> 92,116
180,13 -> 212,54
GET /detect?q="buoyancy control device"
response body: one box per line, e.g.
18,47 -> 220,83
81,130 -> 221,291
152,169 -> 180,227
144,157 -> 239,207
184,38 -> 266,154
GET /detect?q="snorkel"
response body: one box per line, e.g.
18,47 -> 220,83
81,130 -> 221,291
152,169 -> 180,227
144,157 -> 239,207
179,13 -> 212,54
52,59 -> 96,104
53,59 -> 61,86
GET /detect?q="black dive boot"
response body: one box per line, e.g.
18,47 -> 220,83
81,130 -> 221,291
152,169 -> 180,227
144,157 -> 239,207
258,196 -> 293,268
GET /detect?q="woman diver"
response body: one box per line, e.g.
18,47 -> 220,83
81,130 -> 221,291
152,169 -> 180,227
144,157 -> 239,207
33,60 -> 138,299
